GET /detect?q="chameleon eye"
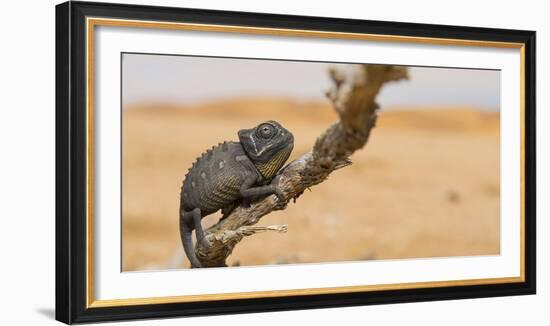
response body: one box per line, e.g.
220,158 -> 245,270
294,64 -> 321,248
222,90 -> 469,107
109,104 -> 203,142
257,124 -> 274,139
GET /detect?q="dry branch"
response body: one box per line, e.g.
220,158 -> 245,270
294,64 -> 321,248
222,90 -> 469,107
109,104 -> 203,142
194,64 -> 409,267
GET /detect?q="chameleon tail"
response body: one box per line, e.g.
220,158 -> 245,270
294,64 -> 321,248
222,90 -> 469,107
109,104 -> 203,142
179,210 -> 203,268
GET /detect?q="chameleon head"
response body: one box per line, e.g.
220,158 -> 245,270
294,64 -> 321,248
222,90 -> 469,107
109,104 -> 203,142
238,120 -> 294,166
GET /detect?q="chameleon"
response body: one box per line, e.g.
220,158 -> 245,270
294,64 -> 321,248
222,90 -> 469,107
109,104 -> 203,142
179,120 -> 294,268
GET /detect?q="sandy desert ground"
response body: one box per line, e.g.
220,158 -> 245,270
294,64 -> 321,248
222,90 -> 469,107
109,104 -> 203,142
122,98 -> 500,271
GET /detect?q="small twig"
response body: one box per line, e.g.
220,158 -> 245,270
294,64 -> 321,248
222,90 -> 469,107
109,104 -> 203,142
214,224 -> 288,243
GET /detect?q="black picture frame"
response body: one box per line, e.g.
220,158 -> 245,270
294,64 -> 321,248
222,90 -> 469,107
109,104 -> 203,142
56,1 -> 536,324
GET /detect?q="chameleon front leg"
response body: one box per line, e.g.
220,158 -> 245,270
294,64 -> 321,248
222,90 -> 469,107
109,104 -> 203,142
240,175 -> 285,202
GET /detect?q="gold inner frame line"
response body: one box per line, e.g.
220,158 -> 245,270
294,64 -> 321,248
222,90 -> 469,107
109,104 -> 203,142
85,17 -> 526,309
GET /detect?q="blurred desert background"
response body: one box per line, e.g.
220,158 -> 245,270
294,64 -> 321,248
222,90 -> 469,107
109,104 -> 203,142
121,54 -> 500,271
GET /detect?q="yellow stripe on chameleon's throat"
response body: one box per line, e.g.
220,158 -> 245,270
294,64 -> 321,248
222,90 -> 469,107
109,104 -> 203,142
256,147 -> 291,179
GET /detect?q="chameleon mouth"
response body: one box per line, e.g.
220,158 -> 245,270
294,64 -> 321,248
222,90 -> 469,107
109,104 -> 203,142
238,128 -> 259,156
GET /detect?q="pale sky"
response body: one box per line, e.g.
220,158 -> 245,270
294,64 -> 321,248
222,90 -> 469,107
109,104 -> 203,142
122,53 -> 500,110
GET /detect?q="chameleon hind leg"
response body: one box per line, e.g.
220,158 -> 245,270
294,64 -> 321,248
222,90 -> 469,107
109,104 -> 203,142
188,208 -> 210,247
180,208 -> 210,268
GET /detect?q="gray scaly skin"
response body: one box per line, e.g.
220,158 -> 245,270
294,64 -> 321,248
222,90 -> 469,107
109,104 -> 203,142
180,121 -> 294,268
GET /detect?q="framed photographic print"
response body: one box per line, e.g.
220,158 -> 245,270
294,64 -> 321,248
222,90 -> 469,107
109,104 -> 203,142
55,1 -> 536,324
